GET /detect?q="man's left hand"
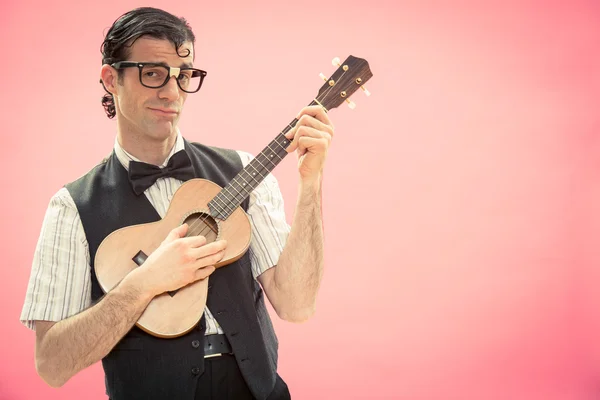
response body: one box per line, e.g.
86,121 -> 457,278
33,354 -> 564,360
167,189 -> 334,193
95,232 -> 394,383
284,105 -> 334,184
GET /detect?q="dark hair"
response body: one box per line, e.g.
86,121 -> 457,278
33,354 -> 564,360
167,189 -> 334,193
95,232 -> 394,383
100,7 -> 196,119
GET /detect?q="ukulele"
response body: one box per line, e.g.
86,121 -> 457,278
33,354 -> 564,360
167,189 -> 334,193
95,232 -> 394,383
95,55 -> 373,338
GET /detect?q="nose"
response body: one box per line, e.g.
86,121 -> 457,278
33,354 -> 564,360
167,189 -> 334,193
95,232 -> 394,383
158,76 -> 181,102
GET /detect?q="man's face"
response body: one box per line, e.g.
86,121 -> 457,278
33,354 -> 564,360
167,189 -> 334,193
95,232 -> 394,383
113,37 -> 194,142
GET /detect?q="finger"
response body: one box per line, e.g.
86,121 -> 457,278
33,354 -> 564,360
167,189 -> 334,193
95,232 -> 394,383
163,224 -> 189,244
297,136 -> 329,157
299,113 -> 334,135
297,105 -> 334,130
287,126 -> 331,153
285,111 -> 334,147
189,239 -> 228,259
178,234 -> 208,248
284,116 -> 333,142
193,265 -> 216,281
192,249 -> 226,269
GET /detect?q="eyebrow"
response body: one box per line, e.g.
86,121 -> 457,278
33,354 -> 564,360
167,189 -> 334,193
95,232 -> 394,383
147,61 -> 194,69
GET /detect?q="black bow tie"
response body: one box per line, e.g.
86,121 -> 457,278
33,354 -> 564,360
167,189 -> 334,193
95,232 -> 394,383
128,150 -> 195,195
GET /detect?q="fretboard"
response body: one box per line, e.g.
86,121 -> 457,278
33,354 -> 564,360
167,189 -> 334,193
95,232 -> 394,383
208,100 -> 320,220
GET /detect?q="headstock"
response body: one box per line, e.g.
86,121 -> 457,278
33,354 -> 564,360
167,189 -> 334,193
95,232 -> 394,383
316,55 -> 373,111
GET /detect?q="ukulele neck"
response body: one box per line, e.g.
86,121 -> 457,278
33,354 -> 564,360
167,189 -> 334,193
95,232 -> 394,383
208,100 -> 321,220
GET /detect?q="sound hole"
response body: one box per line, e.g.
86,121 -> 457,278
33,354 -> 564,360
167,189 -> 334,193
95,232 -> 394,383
183,211 -> 219,243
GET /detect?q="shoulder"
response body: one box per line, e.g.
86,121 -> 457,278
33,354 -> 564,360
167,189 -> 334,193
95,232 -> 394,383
64,153 -> 115,202
47,187 -> 78,210
38,187 -> 86,246
65,154 -> 111,190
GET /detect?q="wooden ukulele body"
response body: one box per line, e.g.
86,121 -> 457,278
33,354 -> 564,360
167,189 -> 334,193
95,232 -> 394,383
94,178 -> 251,338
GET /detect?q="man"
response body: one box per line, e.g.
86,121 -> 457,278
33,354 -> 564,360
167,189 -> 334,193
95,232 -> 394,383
20,7 -> 333,400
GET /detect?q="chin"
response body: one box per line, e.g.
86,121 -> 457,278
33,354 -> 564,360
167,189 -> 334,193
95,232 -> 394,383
145,122 -> 178,141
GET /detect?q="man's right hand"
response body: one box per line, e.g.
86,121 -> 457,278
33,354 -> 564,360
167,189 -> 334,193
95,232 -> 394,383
130,223 -> 225,297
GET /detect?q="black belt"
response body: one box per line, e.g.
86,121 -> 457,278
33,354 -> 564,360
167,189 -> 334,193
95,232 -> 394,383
204,334 -> 233,358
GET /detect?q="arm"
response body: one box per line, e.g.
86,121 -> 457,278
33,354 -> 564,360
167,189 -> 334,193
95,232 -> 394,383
24,191 -> 224,389
258,105 -> 333,322
258,179 -> 324,322
35,224 -> 224,387
35,271 -> 153,388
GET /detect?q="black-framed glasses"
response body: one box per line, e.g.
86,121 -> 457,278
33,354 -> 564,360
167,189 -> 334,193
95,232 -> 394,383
111,61 -> 207,93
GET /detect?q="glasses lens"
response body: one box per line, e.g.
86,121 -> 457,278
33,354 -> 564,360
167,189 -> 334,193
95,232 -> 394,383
140,65 -> 169,88
139,65 -> 204,92
178,69 -> 203,93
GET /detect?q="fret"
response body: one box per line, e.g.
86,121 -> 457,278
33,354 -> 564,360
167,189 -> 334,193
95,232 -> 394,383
211,193 -> 232,214
222,185 -> 241,204
229,177 -> 245,198
237,171 -> 253,189
231,176 -> 251,200
272,138 -> 287,152
266,142 -> 284,161
259,152 -> 277,168
252,156 -> 269,174
245,163 -> 263,184
242,168 -> 260,185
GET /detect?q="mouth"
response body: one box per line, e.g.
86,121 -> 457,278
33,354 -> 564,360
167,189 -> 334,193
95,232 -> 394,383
148,108 -> 179,117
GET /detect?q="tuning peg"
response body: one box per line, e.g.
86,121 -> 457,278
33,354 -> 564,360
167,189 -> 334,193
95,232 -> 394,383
346,99 -> 356,109
332,57 -> 341,66
319,73 -> 328,82
361,86 -> 371,96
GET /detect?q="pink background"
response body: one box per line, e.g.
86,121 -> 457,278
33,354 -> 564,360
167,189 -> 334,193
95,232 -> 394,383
1,0 -> 599,399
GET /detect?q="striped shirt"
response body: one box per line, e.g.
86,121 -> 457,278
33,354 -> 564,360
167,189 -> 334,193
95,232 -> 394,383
20,132 -> 291,335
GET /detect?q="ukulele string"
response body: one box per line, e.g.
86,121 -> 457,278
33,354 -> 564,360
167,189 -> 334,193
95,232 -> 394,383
181,67 -> 349,241
184,122 -> 304,238
182,126 -> 293,239
182,116 -> 300,239
183,136 -> 289,240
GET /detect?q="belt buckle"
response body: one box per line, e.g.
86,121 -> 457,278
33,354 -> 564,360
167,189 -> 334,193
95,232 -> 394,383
204,353 -> 222,359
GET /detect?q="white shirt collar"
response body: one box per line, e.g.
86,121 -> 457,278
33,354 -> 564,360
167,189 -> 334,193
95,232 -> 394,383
113,130 -> 185,171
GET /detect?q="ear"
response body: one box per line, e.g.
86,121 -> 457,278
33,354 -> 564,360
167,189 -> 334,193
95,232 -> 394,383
100,64 -> 119,95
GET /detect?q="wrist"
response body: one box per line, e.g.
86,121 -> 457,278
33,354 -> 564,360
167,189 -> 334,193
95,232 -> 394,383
120,267 -> 156,304
299,173 -> 322,193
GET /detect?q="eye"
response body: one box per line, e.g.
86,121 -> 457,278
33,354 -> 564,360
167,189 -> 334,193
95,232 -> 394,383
141,66 -> 167,80
178,72 -> 192,82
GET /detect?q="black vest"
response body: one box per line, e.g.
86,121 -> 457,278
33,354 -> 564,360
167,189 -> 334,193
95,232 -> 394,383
66,140 -> 279,400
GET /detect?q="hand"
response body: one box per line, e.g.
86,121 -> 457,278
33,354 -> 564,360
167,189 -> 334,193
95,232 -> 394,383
132,224 -> 226,297
285,105 -> 334,184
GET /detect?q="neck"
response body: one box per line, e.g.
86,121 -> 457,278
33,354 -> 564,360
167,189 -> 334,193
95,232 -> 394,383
117,129 -> 177,166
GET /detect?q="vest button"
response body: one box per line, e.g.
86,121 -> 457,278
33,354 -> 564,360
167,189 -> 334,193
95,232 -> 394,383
191,367 -> 200,375
192,340 -> 200,348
